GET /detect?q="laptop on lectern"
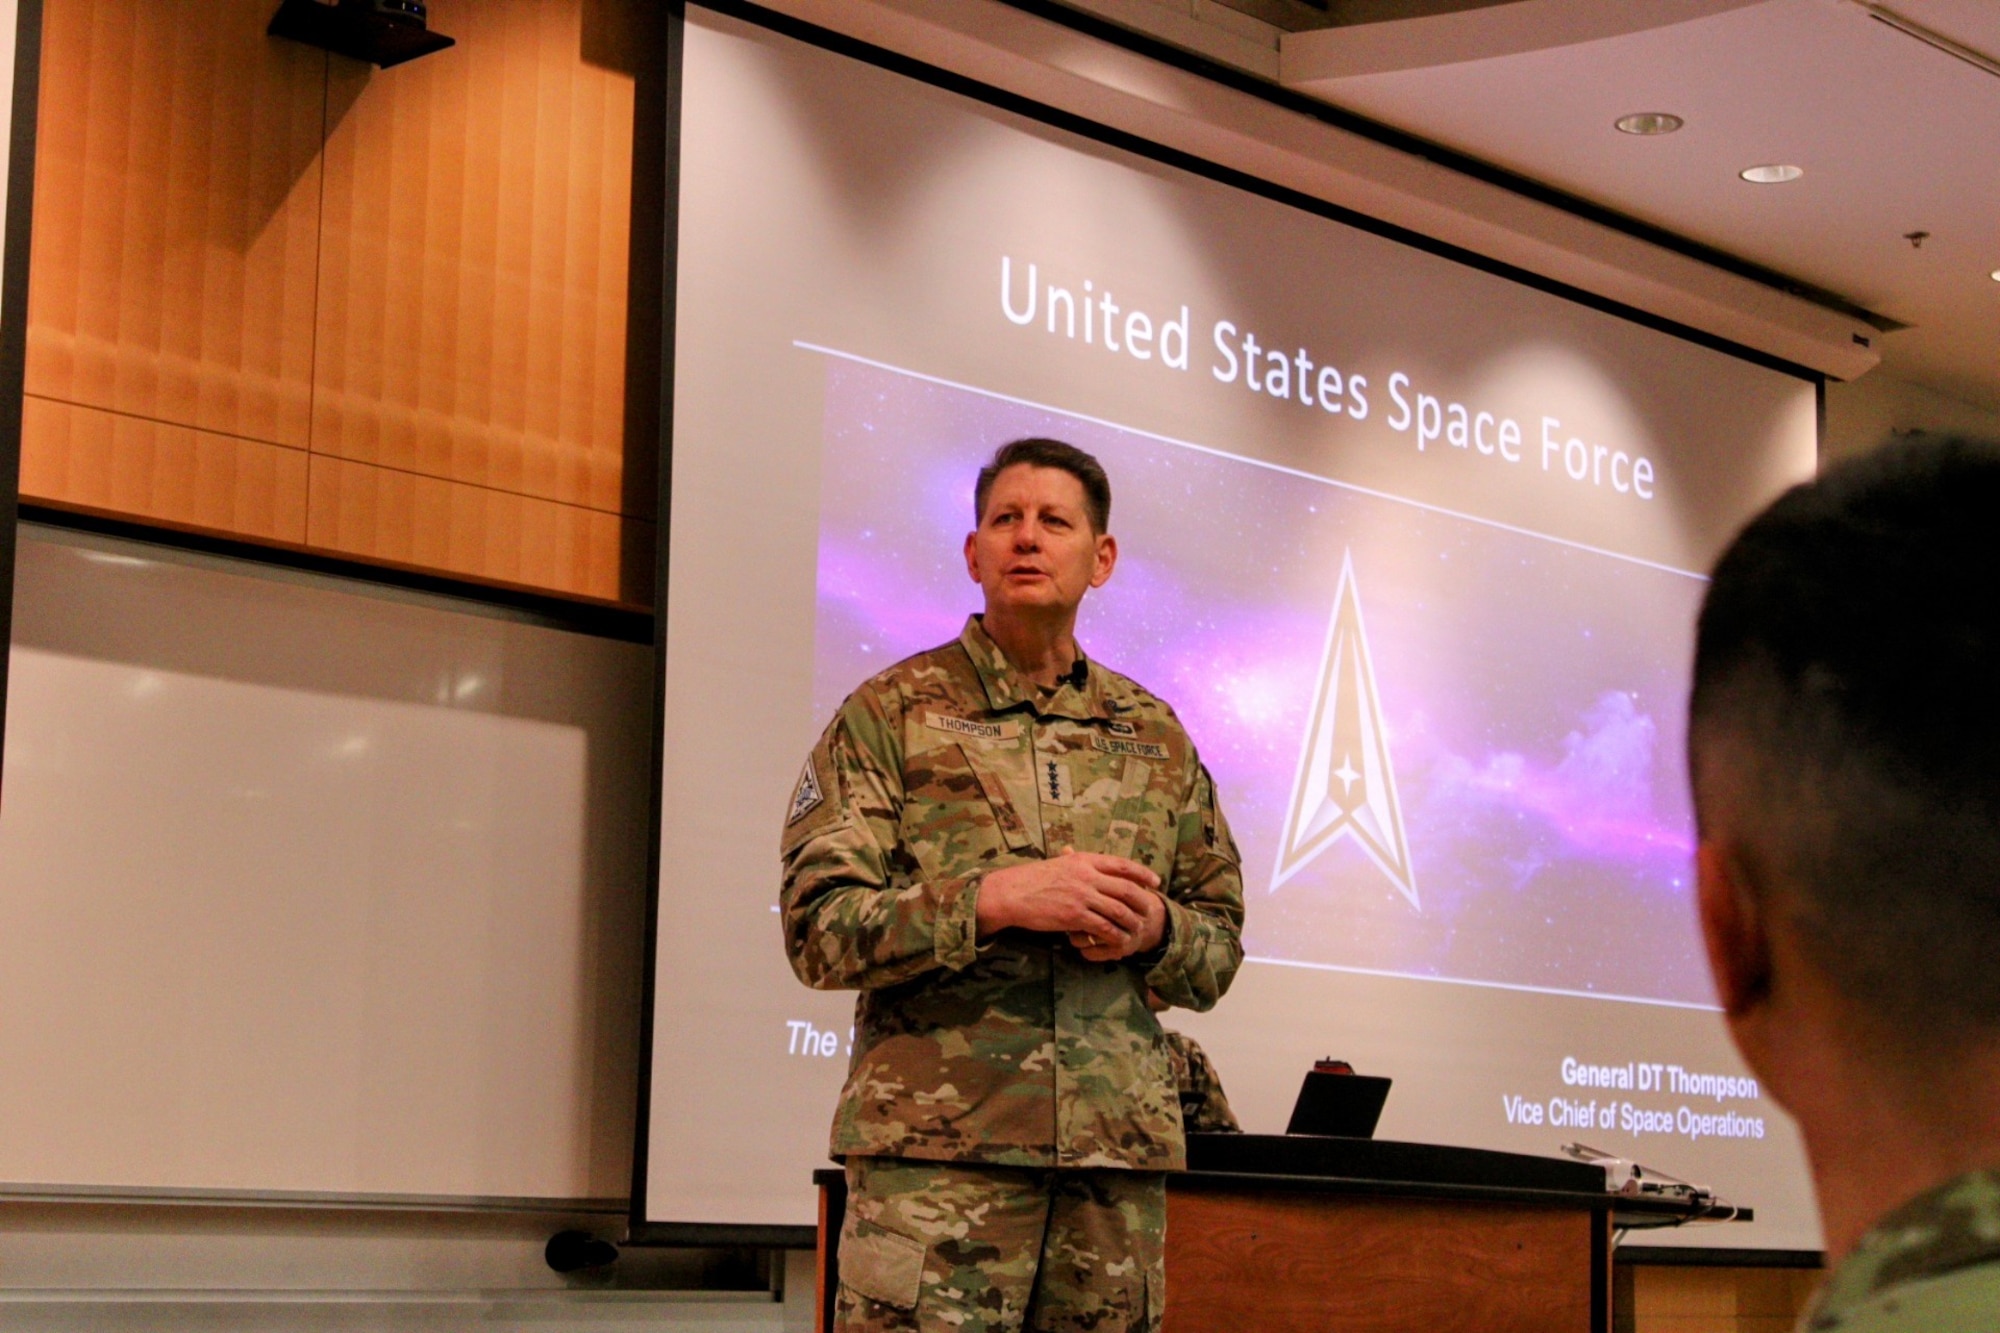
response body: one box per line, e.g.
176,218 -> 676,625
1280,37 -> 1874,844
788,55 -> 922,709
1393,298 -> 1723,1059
1285,1059 -> 1392,1138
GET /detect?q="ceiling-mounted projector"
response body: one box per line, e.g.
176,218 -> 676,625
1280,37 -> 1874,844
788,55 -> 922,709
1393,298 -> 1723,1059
269,0 -> 456,69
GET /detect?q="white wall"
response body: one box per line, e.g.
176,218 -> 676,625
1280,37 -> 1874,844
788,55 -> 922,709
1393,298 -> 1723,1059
1823,366 -> 2000,464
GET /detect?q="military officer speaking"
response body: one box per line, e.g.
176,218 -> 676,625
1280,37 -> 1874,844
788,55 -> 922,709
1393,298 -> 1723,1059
781,438 -> 1245,1333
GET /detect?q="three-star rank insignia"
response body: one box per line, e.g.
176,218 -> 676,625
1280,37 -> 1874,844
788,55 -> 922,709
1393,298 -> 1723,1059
1272,548 -> 1418,910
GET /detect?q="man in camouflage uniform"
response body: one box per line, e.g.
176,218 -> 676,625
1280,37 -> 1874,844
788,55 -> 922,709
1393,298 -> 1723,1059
782,438 -> 1244,1333
1161,1030 -> 1240,1135
1687,438 -> 2000,1331
1146,992 -> 1240,1134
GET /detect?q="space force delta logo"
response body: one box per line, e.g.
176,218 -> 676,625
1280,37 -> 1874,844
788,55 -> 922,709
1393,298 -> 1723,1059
1272,549 -> 1419,910
787,761 -> 824,825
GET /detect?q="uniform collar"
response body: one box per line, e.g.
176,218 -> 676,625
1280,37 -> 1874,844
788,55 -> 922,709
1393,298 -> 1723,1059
1810,1168 -> 2000,1326
958,615 -> 1112,721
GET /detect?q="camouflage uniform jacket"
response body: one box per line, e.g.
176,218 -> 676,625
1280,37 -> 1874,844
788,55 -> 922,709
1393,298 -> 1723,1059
1802,1169 -> 2000,1331
1164,1030 -> 1240,1134
781,615 -> 1245,1172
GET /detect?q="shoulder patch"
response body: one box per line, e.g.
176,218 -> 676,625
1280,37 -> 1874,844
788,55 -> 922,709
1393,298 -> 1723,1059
1093,734 -> 1170,760
925,712 -> 1020,742
787,760 -> 825,824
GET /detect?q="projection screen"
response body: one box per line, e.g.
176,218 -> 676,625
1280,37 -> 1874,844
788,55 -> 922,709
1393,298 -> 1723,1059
641,4 -> 1822,1251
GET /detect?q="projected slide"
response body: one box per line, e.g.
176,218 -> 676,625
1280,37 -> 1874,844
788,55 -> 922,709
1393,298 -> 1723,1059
811,354 -> 1709,1008
645,4 -> 1823,1246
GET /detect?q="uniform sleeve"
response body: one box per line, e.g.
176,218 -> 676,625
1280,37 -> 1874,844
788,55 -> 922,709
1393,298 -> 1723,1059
1143,756 -> 1245,1012
1181,1036 -> 1243,1133
779,691 -> 985,992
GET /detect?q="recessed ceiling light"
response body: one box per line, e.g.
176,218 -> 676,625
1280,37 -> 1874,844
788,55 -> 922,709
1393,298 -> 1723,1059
1990,269 -> 2000,282
1615,112 -> 1684,135
1740,163 -> 1804,184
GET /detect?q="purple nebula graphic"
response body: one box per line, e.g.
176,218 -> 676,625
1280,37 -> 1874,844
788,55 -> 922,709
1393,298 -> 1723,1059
809,356 -> 1714,1007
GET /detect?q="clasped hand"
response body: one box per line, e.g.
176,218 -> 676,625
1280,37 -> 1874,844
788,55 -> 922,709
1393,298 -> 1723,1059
975,849 -> 1166,963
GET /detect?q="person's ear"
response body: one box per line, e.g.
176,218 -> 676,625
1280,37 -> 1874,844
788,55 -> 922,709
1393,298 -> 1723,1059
964,531 -> 981,584
1089,532 -> 1118,589
1697,839 -> 1772,1020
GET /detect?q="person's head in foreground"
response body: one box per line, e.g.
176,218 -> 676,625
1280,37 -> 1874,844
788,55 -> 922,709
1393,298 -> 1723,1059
1689,436 -> 2000,1321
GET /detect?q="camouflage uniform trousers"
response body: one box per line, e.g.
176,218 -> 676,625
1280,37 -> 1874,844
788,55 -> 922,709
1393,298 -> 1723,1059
836,1156 -> 1166,1333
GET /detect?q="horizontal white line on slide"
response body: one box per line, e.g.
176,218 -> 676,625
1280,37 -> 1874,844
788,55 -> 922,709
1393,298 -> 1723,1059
792,342 -> 1710,583
1245,954 -> 1724,1012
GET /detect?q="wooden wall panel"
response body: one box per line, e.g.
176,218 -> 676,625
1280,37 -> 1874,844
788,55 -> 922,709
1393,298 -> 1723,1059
310,0 -> 634,518
23,0 -> 656,606
25,0 -> 324,448
307,455 -> 637,601
1627,1265 -> 1820,1333
21,397 -> 310,541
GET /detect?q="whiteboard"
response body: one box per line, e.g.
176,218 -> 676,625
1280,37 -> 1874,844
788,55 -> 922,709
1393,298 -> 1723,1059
0,526 -> 652,1200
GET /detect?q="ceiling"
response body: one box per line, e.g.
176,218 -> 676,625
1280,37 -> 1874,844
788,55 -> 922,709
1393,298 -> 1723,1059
1265,0 -> 2000,407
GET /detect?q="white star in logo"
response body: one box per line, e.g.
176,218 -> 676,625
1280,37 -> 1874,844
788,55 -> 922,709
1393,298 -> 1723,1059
1333,753 -> 1360,800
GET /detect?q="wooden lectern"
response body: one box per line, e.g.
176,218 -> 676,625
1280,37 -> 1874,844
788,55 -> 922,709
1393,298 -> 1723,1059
814,1135 -> 1736,1333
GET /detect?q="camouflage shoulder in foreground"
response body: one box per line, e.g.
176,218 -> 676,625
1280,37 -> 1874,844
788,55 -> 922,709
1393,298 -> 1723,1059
1804,1169 -> 2000,1332
780,615 -> 1246,1171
